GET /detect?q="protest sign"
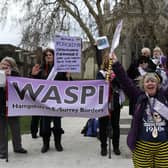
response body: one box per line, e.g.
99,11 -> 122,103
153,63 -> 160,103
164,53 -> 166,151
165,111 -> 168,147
96,36 -> 109,50
54,35 -> 81,72
7,77 -> 109,118
110,20 -> 123,53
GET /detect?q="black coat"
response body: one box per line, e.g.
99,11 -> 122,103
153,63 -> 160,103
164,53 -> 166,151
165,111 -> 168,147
31,63 -> 68,81
96,70 -> 121,112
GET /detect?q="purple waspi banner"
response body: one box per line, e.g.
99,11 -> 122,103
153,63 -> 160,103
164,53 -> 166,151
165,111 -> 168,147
7,77 -> 109,118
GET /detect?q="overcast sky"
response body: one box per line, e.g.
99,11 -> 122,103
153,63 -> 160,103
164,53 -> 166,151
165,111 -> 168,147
0,23 -> 22,45
0,0 -> 118,47
0,3 -> 22,46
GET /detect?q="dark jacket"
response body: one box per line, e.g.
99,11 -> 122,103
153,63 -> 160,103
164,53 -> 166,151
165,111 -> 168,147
96,70 -> 121,111
127,56 -> 156,79
31,63 -> 67,81
30,63 -> 67,136
112,62 -> 168,151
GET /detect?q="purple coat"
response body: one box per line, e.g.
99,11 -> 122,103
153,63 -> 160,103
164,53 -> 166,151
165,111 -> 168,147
112,62 -> 168,151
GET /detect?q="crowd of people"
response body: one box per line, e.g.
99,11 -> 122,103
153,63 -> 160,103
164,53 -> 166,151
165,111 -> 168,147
0,46 -> 168,167
111,50 -> 168,168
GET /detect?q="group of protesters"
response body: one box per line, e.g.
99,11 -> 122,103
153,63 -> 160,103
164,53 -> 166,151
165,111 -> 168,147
0,48 -> 71,159
0,45 -> 168,168
110,47 -> 168,168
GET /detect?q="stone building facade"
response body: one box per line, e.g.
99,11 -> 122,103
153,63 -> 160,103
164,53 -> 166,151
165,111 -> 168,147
0,44 -> 39,77
82,0 -> 168,79
105,0 -> 168,69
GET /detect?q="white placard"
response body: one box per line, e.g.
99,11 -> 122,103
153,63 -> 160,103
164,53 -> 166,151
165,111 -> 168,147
96,36 -> 109,50
110,20 -> 123,53
54,35 -> 81,72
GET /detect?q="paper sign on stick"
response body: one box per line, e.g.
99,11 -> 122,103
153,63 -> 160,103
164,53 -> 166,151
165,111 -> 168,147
110,20 -> 123,53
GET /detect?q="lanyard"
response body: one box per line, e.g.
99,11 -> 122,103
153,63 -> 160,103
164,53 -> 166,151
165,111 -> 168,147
147,96 -> 158,138
148,97 -> 156,114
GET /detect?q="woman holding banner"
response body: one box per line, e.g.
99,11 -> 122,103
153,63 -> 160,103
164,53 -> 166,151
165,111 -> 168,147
30,48 -> 67,153
97,54 -> 124,156
110,53 -> 168,168
0,57 -> 27,159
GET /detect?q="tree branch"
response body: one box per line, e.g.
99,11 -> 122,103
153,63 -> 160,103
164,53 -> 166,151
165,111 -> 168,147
96,0 -> 105,35
65,0 -> 80,17
83,0 -> 99,23
59,0 -> 95,44
42,0 -> 57,6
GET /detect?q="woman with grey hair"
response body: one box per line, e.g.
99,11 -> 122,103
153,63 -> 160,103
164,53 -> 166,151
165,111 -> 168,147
110,53 -> 168,168
0,57 -> 27,159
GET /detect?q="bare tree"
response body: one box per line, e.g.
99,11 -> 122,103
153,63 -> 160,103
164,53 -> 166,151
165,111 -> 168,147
0,0 -> 115,49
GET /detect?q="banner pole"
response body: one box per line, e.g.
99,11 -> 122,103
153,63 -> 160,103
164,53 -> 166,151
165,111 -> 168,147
106,57 -> 113,159
5,115 -> 8,162
5,80 -> 8,162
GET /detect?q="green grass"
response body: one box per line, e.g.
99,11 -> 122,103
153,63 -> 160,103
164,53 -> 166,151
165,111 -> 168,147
8,116 -> 31,140
20,116 -> 31,135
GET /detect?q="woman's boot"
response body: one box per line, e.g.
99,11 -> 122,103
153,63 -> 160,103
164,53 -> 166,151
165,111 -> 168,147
54,134 -> 63,152
41,137 -> 50,153
112,141 -> 120,155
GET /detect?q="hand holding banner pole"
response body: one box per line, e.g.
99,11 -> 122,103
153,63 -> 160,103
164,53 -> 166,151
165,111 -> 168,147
106,19 -> 123,81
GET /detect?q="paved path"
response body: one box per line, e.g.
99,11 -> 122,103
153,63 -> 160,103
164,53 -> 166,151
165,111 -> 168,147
1,106 -> 133,168
120,106 -> 132,134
